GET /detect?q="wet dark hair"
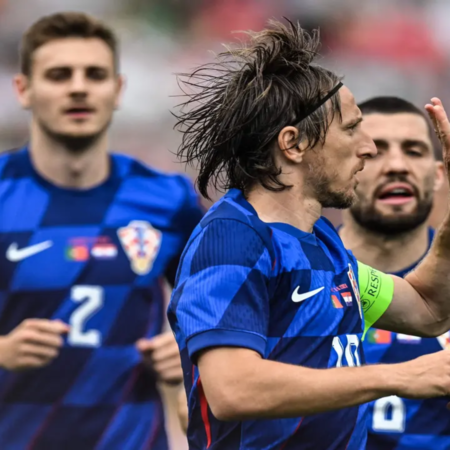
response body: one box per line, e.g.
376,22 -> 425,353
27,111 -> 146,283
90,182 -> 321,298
358,96 -> 428,122
174,19 -> 343,198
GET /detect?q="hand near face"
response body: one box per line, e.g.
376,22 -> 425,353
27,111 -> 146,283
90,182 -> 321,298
425,98 -> 450,170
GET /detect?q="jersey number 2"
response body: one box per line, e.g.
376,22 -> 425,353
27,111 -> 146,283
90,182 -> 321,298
67,285 -> 103,347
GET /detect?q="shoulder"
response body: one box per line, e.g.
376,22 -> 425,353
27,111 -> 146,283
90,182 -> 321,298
0,148 -> 29,180
201,196 -> 275,253
182,196 -> 276,274
112,153 -> 198,209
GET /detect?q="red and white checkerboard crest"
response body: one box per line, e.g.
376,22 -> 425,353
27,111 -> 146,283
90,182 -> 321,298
437,331 -> 450,350
117,221 -> 162,275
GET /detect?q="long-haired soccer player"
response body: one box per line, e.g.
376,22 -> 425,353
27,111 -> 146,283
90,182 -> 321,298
169,20 -> 450,449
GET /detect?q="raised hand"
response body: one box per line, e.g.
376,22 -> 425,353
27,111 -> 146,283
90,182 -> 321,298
425,98 -> 450,169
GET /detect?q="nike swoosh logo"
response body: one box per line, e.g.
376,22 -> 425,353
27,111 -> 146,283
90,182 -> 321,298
6,241 -> 53,262
291,286 -> 325,303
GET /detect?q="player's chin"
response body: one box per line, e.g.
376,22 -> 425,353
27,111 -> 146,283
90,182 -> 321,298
57,124 -> 105,139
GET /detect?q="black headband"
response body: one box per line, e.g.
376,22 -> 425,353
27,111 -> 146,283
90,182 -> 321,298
295,81 -> 343,123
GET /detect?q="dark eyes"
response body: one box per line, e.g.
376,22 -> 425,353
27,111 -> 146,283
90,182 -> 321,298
347,123 -> 360,135
45,68 -> 109,82
46,68 -> 71,81
405,149 -> 423,157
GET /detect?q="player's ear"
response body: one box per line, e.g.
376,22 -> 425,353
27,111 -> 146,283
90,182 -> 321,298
434,161 -> 445,192
114,74 -> 125,110
13,74 -> 31,110
278,126 -> 308,164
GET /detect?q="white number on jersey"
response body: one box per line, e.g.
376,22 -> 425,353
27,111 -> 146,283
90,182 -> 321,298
372,395 -> 406,432
332,334 -> 361,367
67,285 -> 103,347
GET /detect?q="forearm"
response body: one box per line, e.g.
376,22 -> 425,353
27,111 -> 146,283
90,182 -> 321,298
199,349 -> 404,420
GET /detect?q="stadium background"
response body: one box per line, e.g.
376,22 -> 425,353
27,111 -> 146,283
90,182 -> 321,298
0,0 -> 448,448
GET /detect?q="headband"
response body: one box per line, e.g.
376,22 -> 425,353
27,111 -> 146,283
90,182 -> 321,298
295,81 -> 343,123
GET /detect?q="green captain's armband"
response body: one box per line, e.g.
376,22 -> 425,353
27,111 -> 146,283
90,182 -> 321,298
357,261 -> 394,339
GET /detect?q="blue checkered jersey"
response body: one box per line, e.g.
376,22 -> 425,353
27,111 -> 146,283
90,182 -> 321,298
0,147 -> 203,450
363,229 -> 450,450
168,189 -> 369,450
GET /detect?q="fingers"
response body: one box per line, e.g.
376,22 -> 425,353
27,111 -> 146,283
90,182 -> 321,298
137,333 -> 178,357
137,333 -> 182,384
22,319 -> 69,335
21,343 -> 60,360
152,354 -> 182,374
425,98 -> 450,150
22,330 -> 64,349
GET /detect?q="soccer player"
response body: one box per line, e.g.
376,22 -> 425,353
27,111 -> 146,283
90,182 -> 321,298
0,12 -> 203,450
168,20 -> 450,449
339,96 -> 448,449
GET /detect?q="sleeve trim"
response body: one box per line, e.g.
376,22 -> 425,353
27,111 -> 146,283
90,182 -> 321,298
186,329 -> 267,362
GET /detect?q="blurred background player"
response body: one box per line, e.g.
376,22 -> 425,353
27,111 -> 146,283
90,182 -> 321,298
339,96 -> 449,450
0,12 -> 203,450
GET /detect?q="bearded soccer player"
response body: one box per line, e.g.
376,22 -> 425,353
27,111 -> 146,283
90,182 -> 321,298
0,12 -> 203,450
168,20 -> 450,450
339,96 -> 449,450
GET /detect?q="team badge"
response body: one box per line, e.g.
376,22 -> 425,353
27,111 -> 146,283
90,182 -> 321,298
347,264 -> 362,318
437,331 -> 450,350
341,292 -> 353,307
117,221 -> 162,275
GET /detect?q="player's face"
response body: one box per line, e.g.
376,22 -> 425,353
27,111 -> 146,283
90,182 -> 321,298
349,113 -> 443,234
304,86 -> 377,209
14,38 -> 123,144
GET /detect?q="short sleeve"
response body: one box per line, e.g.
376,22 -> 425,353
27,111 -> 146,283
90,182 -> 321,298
169,219 -> 273,362
357,261 -> 394,337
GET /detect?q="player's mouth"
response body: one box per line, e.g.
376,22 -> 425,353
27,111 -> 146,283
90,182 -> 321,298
352,163 -> 365,183
64,106 -> 96,119
376,182 -> 416,205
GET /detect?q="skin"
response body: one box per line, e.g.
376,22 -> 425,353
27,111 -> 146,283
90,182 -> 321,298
340,112 -> 444,273
195,88 -> 450,422
0,37 -> 182,384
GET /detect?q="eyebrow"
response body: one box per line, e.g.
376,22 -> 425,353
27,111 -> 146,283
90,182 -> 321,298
373,138 -> 431,152
402,139 -> 431,152
44,64 -> 109,71
343,116 -> 363,129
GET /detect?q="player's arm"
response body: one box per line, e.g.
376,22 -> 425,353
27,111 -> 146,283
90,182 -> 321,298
198,346 -> 450,420
174,219 -> 450,421
367,98 -> 450,337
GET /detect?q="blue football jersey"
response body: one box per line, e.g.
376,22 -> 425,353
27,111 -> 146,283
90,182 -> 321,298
363,229 -> 450,450
168,189 -> 369,450
0,147 -> 203,450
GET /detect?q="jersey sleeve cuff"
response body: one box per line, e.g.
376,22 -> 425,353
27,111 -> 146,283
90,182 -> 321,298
187,329 -> 267,362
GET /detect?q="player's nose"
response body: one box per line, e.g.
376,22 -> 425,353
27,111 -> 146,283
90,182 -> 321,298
383,146 -> 410,174
68,71 -> 89,95
358,132 -> 377,159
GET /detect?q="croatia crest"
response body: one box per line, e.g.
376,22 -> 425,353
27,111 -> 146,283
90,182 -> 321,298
437,331 -> 450,350
117,221 -> 162,275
